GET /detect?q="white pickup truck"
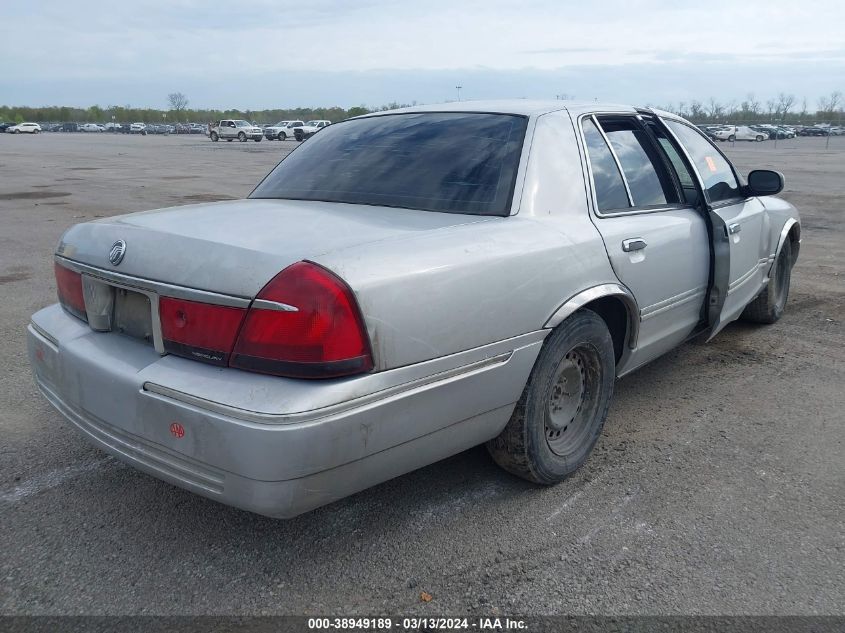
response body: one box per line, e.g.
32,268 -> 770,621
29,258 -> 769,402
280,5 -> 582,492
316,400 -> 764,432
264,120 -> 304,141
293,120 -> 332,141
210,119 -> 263,142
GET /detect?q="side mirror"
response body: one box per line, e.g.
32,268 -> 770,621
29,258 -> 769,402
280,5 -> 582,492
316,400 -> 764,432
746,169 -> 784,196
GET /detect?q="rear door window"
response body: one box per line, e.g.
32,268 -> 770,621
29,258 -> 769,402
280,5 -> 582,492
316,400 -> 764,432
596,117 -> 680,208
581,118 -> 631,213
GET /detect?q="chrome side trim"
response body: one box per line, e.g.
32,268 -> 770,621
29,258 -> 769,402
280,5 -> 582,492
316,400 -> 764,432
544,283 -> 640,348
770,218 -> 800,273
54,256 -> 252,308
252,299 -> 298,312
640,286 -> 707,321
142,351 -> 514,425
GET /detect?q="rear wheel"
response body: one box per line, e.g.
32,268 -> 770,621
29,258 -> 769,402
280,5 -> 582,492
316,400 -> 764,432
728,134 -> 736,142
487,309 -> 615,484
741,238 -> 793,324
210,131 -> 219,142
254,137 -> 261,142
756,135 -> 764,142
238,131 -> 246,142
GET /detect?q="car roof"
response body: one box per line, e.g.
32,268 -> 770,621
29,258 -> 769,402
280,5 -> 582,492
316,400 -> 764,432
363,99 -> 641,119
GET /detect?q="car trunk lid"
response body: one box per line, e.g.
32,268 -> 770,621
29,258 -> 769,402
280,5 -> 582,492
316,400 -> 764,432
57,198 -> 494,298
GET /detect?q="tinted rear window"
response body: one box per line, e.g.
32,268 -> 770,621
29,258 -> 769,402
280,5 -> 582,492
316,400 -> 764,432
250,112 -> 528,216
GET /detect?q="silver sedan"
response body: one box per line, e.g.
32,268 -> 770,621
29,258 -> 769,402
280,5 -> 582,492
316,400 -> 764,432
28,101 -> 800,517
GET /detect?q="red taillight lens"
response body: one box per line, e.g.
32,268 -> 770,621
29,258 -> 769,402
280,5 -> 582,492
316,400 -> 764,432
159,297 -> 247,366
55,263 -> 87,321
231,261 -> 373,378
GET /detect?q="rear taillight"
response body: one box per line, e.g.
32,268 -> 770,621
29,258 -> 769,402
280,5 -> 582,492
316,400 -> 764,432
230,261 -> 373,379
159,297 -> 246,366
55,263 -> 87,322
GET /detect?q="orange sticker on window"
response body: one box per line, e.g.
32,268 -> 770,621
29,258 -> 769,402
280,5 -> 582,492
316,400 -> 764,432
705,156 -> 718,173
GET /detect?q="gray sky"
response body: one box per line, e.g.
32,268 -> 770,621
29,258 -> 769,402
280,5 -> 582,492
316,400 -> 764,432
1,0 -> 843,110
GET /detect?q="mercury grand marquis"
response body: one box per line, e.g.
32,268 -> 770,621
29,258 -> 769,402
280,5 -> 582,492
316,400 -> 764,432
27,101 -> 800,517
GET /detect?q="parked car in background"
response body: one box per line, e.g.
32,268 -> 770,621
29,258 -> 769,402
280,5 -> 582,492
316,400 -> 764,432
0,122 -> 15,132
210,119 -> 263,142
79,123 -> 105,132
712,125 -> 766,142
293,119 -> 331,141
264,120 -> 304,140
188,123 -> 206,134
58,122 -> 80,132
129,123 -> 147,135
7,122 -> 42,134
28,101 -> 800,518
798,126 -> 829,136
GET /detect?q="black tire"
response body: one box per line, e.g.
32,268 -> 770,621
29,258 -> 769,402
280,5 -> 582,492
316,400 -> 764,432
487,309 -> 615,484
741,238 -> 793,324
279,131 -> 286,140
210,132 -> 219,142
756,135 -> 764,142
254,137 -> 261,142
238,131 -> 246,142
728,134 -> 736,142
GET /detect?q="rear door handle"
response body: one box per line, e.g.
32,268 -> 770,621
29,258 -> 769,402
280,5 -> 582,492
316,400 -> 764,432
622,238 -> 647,252
728,222 -> 742,235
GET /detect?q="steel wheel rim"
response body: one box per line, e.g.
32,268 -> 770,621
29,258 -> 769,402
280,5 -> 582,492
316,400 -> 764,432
545,347 -> 594,456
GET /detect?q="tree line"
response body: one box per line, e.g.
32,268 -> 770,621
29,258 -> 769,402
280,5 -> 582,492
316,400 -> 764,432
654,91 -> 843,124
0,97 -> 415,125
1,90 -> 842,125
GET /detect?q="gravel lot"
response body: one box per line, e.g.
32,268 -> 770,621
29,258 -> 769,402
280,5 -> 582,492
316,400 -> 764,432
1,133 -> 843,615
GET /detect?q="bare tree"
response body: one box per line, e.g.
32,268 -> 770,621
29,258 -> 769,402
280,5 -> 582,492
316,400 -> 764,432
167,92 -> 189,112
746,92 -> 760,116
707,97 -> 724,120
817,91 -> 841,114
689,100 -> 704,120
766,99 -> 777,121
776,93 -> 796,121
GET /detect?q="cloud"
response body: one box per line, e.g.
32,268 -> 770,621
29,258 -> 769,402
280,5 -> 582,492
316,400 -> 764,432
1,0 -> 842,107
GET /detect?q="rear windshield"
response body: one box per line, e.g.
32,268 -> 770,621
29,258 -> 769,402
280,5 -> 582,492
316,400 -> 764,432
250,112 -> 528,216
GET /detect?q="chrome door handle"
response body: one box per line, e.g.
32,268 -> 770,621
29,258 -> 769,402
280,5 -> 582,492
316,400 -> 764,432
622,238 -> 647,252
728,223 -> 742,235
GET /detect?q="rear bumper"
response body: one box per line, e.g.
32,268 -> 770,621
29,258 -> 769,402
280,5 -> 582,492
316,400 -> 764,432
27,304 -> 543,518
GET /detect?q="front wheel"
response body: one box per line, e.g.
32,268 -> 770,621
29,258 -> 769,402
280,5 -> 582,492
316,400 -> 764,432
728,135 -> 736,142
279,132 -> 286,140
238,132 -> 246,142
756,135 -> 764,142
741,238 -> 793,324
210,132 -> 219,142
487,309 -> 615,484
254,137 -> 261,142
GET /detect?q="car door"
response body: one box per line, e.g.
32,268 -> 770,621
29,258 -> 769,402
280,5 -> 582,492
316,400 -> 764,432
580,113 -> 710,370
662,119 -> 768,337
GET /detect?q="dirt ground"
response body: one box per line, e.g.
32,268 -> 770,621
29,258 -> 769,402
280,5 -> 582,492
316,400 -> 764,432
0,132 -> 843,615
